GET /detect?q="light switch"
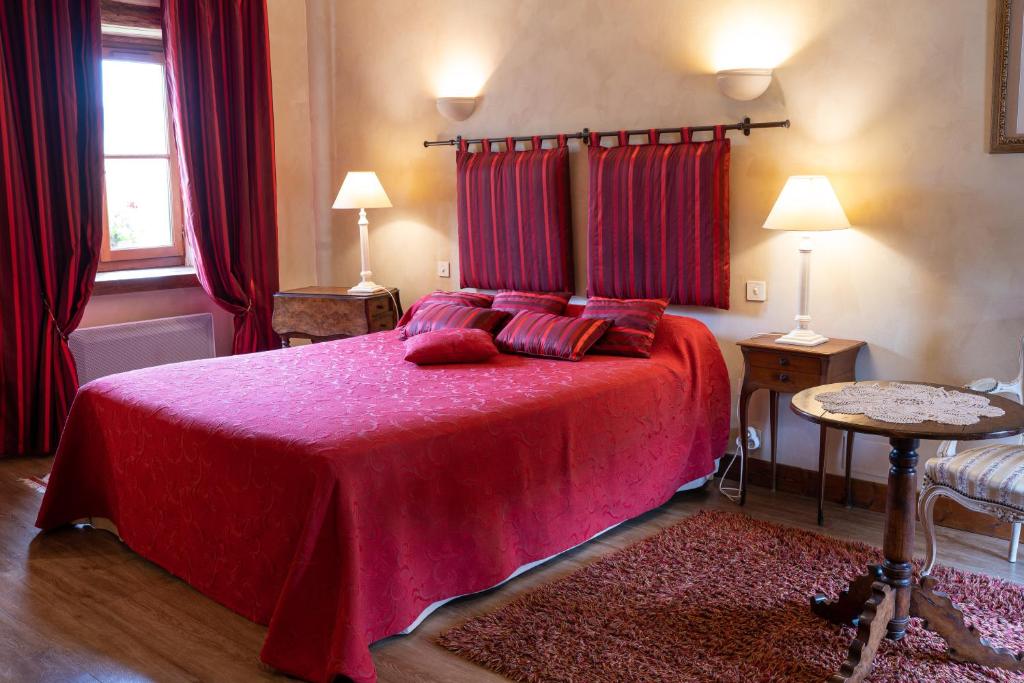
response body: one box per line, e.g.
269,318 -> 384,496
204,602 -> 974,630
746,280 -> 766,302
437,260 -> 451,278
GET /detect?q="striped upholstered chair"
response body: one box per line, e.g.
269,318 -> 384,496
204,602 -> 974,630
918,338 -> 1024,575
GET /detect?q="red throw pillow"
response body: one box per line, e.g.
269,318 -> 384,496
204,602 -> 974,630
398,290 -> 494,327
495,311 -> 610,362
402,302 -> 509,339
418,290 -> 494,308
492,290 -> 571,315
581,296 -> 669,358
404,328 -> 498,365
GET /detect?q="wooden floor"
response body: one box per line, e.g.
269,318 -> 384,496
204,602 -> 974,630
2,456 -> 1021,682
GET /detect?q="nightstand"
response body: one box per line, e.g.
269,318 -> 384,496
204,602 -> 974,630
272,287 -> 402,347
736,335 -> 866,524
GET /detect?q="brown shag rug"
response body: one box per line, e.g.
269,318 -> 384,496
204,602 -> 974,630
438,510 -> 1024,682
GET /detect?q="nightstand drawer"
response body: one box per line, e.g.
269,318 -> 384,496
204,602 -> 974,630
747,365 -> 822,392
746,349 -> 822,375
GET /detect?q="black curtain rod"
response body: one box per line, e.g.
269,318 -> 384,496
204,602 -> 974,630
422,117 -> 790,148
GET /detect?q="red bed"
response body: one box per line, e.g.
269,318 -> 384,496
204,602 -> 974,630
36,312 -> 729,683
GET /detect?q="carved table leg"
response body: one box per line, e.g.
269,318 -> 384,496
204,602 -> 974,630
880,437 -> 917,640
828,582 -> 895,683
911,576 -> 1024,670
811,438 -> 919,680
811,564 -> 884,626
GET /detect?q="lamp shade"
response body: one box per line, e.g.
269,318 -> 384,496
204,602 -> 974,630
762,176 -> 850,231
332,172 -> 392,209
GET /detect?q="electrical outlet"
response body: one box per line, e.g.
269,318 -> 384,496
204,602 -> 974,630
746,280 -> 766,302
745,426 -> 762,451
437,260 -> 450,278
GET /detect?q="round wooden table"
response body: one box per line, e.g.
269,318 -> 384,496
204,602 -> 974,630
791,381 -> 1024,683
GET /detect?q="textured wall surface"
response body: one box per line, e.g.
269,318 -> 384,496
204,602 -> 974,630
271,0 -> 1024,481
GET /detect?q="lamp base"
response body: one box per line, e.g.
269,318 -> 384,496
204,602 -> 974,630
347,280 -> 387,295
775,328 -> 829,347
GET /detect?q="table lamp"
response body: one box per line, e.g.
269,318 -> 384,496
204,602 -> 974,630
762,175 -> 850,346
333,171 -> 392,294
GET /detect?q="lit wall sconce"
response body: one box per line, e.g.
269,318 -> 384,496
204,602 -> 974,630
716,68 -> 773,101
436,96 -> 478,121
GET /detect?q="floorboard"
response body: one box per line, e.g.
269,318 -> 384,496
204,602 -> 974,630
1,456 -> 1019,682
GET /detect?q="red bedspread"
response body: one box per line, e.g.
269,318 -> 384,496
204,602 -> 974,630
37,314 -> 729,682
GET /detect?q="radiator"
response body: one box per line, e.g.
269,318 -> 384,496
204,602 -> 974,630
69,313 -> 216,385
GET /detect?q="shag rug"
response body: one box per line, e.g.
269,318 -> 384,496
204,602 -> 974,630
438,510 -> 1024,682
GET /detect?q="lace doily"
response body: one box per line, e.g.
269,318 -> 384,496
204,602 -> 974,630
815,382 -> 1005,425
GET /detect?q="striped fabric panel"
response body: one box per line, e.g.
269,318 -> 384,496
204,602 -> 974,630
456,140 -> 573,292
925,444 -> 1024,511
581,297 -> 669,358
495,311 -> 611,362
492,291 -> 570,315
587,130 -> 730,309
402,303 -> 510,339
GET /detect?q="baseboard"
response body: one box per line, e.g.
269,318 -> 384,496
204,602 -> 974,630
718,455 -> 1013,541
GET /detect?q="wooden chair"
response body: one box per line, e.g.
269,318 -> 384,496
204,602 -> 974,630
918,337 -> 1024,575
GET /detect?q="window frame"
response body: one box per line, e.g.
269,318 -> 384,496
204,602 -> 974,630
99,38 -> 186,272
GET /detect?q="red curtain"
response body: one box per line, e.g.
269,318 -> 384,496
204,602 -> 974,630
457,136 -> 574,293
0,1 -> 103,457
587,128 -> 730,309
163,0 -> 280,354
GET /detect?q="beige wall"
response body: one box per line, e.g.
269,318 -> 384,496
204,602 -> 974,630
274,0 -> 1024,482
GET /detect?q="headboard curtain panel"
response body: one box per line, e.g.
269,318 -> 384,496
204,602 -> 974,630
587,127 -> 730,309
456,136 -> 574,293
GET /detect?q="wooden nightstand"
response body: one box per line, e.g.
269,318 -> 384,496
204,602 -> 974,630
737,335 -> 866,524
272,287 -> 402,348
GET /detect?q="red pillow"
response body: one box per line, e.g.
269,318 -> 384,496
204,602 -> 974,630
402,302 -> 509,339
581,296 -> 669,358
399,290 -> 494,327
492,290 -> 571,315
404,328 -> 498,365
419,290 -> 494,308
495,311 -> 610,361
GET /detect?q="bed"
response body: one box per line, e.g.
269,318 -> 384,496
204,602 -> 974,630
36,311 -> 730,683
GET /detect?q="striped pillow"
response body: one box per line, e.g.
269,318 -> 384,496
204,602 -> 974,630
492,291 -> 571,315
398,290 -> 494,327
495,311 -> 610,362
581,297 -> 669,358
402,303 -> 509,339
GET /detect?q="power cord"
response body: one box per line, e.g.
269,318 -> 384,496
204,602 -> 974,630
718,376 -> 748,503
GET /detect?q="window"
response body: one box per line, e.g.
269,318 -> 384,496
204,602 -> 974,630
100,43 -> 185,271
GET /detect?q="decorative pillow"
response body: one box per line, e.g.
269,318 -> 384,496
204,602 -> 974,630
492,291 -> 571,316
403,328 -> 498,366
402,302 -> 509,339
495,311 -> 610,362
581,296 -> 669,358
398,290 -> 494,327
418,290 -> 494,308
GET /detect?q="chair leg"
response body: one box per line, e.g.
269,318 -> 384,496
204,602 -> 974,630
1011,522 -> 1021,564
918,486 -> 942,576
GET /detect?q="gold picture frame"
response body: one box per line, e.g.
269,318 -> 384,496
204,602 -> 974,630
992,0 -> 1024,152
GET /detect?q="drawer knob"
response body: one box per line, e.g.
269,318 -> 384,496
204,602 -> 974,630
778,357 -> 789,367
778,373 -> 790,382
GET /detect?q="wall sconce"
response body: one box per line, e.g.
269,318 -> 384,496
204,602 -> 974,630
716,68 -> 773,101
436,96 -> 478,121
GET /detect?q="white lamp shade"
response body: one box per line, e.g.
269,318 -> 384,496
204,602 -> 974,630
762,175 -> 851,231
332,172 -> 392,209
